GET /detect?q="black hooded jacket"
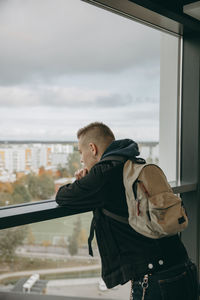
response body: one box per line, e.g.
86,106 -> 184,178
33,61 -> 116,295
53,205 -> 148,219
56,139 -> 188,288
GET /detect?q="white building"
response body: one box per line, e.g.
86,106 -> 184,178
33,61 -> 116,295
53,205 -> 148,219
0,143 -> 74,179
3,147 -> 25,173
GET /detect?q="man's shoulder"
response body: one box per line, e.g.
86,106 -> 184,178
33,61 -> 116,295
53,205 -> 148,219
91,158 -> 124,175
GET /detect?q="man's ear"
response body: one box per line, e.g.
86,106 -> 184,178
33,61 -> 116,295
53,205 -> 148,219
89,143 -> 98,156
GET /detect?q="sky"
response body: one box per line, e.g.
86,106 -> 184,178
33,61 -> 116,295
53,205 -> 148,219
0,0 -> 161,142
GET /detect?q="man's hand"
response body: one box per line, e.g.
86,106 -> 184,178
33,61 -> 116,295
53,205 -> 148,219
75,168 -> 88,180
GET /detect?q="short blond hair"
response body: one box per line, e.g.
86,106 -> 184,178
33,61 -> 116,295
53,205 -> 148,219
77,122 -> 115,148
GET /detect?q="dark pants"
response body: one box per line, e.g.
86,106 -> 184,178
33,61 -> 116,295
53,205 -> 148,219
131,259 -> 198,300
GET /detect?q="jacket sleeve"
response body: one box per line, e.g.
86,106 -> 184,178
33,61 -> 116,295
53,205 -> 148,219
55,162 -> 112,211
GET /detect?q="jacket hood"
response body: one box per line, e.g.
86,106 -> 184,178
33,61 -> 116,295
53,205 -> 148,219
101,139 -> 140,160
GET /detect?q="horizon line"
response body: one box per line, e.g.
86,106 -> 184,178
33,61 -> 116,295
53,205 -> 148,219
0,140 -> 159,145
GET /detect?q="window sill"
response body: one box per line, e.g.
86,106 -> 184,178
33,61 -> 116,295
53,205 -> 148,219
0,182 -> 197,230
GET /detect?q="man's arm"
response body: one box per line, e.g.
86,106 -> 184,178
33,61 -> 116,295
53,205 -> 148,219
55,162 -> 112,211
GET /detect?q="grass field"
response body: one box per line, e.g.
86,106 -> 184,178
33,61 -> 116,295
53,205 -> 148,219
29,211 -> 93,244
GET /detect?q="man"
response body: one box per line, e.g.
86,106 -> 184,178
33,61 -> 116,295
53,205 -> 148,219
56,122 -> 198,300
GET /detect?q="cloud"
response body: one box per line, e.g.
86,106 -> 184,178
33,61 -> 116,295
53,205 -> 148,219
0,85 -> 135,107
0,0 -> 160,85
0,104 -> 159,141
0,0 -> 160,142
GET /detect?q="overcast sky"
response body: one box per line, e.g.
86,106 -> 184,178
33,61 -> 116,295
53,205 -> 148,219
0,0 -> 161,142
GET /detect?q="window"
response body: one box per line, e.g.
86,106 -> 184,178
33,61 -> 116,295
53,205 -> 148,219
0,0 -> 183,298
159,33 -> 181,183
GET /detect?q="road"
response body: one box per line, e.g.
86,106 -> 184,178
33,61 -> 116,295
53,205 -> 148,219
16,250 -> 99,261
0,265 -> 100,281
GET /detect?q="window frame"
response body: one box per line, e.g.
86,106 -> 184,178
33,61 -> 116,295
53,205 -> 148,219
0,182 -> 197,230
0,0 -> 199,278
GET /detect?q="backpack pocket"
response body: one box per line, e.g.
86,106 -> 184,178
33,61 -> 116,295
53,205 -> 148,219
148,192 -> 188,237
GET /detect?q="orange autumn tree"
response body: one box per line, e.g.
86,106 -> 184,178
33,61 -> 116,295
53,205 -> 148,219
0,182 -> 13,206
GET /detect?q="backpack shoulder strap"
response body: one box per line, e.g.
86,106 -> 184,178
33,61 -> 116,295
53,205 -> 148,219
101,156 -> 146,164
101,160 -> 147,224
123,160 -> 148,188
102,208 -> 129,224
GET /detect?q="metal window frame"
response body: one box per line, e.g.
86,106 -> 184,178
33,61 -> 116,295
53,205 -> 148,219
180,32 -> 200,269
82,0 -> 200,35
0,182 -> 197,230
0,0 -> 199,276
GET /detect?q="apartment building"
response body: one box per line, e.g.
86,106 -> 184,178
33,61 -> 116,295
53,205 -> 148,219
0,143 -> 74,180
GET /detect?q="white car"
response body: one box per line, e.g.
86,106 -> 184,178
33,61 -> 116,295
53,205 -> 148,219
98,278 -> 107,291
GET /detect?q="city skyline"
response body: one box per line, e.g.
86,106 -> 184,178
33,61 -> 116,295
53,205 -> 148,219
0,142 -> 74,182
0,141 -> 159,182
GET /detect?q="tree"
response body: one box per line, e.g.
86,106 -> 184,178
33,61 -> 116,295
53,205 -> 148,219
68,216 -> 82,256
12,183 -> 32,204
0,182 -> 13,206
0,182 -> 13,194
77,228 -> 88,247
27,227 -> 35,245
38,166 -> 53,177
25,173 -> 55,200
38,166 -> 46,176
56,164 -> 70,178
0,192 -> 13,206
37,174 -> 55,199
0,226 -> 27,262
68,236 -> 78,256
26,173 -> 40,199
42,240 -> 51,247
58,236 -> 67,247
67,152 -> 81,177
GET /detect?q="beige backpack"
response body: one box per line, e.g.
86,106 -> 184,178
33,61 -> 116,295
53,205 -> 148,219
102,158 -> 188,239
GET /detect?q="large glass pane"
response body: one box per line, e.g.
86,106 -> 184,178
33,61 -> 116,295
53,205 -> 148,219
0,0 -> 161,209
0,0 -> 181,299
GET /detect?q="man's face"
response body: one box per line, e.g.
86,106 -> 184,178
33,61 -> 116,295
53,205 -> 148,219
78,137 -> 96,171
